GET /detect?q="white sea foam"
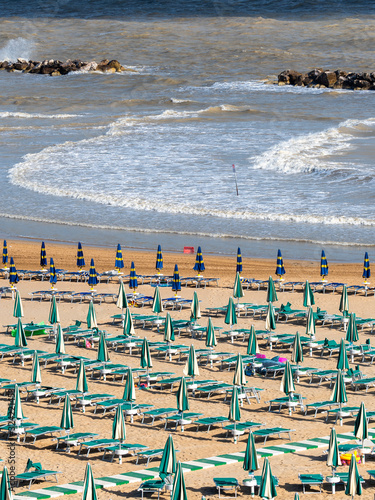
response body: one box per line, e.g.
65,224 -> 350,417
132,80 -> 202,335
0,37 -> 35,62
0,112 -> 82,119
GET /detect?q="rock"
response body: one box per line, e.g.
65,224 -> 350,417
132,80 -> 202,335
107,59 -> 122,71
316,71 -> 337,87
278,69 -> 302,85
13,62 -> 29,70
354,79 -> 371,89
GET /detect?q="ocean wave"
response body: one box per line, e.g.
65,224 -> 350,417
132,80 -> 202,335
0,111 -> 82,119
0,37 -> 34,62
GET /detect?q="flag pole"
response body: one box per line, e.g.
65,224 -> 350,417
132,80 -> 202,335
232,164 -> 239,196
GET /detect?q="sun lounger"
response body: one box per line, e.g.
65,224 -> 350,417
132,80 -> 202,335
25,385 -> 65,404
223,421 -> 264,438
224,386 -> 263,404
103,443 -> 148,463
138,372 -> 175,386
195,416 -> 230,432
309,369 -> 338,385
352,376 -> 375,392
74,393 -> 115,412
141,408 -> 179,425
326,472 -> 365,492
253,427 -> 295,444
24,425 -> 64,444
136,448 -> 176,466
243,475 -> 279,495
55,432 -> 99,452
15,463 -> 62,489
214,478 -> 239,498
138,479 -> 166,500
298,473 -> 324,493
304,401 -> 341,417
368,470 -> 375,482
266,394 -> 306,413
325,406 -> 360,425
78,438 -> 119,456
279,281 -> 304,292
163,412 -> 203,430
196,382 -> 233,399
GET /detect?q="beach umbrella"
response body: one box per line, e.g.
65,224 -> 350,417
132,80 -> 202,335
228,386 -> 241,442
82,463 -> 98,500
306,306 -> 316,340
337,339 -> 349,371
0,466 -> 13,500
2,240 -> 8,269
156,244 -> 163,273
129,260 -> 138,293
55,324 -> 66,355
346,313 -> 359,343
354,401 -> 368,453
115,243 -> 124,271
247,325 -> 259,355
193,246 -> 205,275
97,331 -> 110,363
87,300 -> 97,329
171,462 -> 188,500
266,276 -> 278,303
14,318 -> 27,348
40,241 -> 47,269
339,285 -> 349,317
183,344 -> 199,379
159,434 -> 177,480
76,359 -> 88,393
49,296 -> 60,336
236,247 -> 242,274
60,394 -> 74,431
294,494 -> 300,500
303,280 -> 315,307
12,385 -> 24,421
13,289 -> 24,319
320,250 -> 328,280
123,368 -> 136,405
265,302 -> 276,332
291,331 -> 304,365
205,317 -> 217,348
164,312 -> 175,343
152,286 -> 163,315
172,264 -> 181,296
275,249 -> 285,279
243,431 -> 259,476
190,291 -> 201,322
9,257 -> 18,287
259,457 -> 277,500
76,242 -> 85,269
327,427 -> 342,474
233,353 -> 246,388
362,252 -> 370,283
31,351 -> 42,385
233,271 -> 244,302
123,308 -> 135,337
49,257 -> 57,288
112,404 -> 126,444
116,280 -> 128,312
140,338 -> 153,374
345,454 -> 362,498
225,296 -> 237,329
176,377 -> 189,429
330,369 -> 348,419
88,258 -> 98,290
280,360 -> 295,398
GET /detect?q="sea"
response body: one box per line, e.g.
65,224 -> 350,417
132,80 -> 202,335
1,0 -> 375,263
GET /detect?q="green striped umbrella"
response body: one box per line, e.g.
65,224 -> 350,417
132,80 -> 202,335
346,313 -> 359,343
233,272 -> 244,302
122,368 -> 136,406
97,331 -> 110,363
306,306 -> 316,340
233,353 -> 246,388
48,296 -> 60,325
116,280 -> 128,312
140,338 -> 153,375
291,332 -> 304,365
339,285 -> 349,317
123,308 -> 135,337
205,318 -> 217,348
280,360 -> 295,397
265,302 -> 276,332
224,296 -> 237,329
330,370 -> 348,419
183,344 -> 199,379
190,291 -> 201,322
55,323 -> 66,355
152,286 -> 163,315
243,431 -> 259,475
294,494 -> 300,500
0,466 -> 13,500
164,312 -> 175,343
112,404 -> 126,446
345,453 -> 362,498
31,351 -> 42,385
177,377 -> 189,414
266,276 -> 278,303
247,325 -> 259,355
14,318 -> 27,348
171,462 -> 188,500
60,394 -> 74,431
86,300 -> 97,329
228,386 -> 241,442
337,339 -> 349,371
159,434 -> 177,480
259,457 -> 277,499
82,463 -> 98,500
354,401 -> 368,452
12,385 -> 24,421
76,359 -> 88,393
13,289 -> 24,318
303,280 -> 315,307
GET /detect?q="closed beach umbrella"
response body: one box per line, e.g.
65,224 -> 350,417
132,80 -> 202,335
123,308 -> 135,337
233,272 -> 244,302
164,312 -> 175,343
123,368 -> 136,405
337,339 -> 349,370
330,370 -> 348,416
129,261 -> 138,292
76,242 -> 85,269
236,247 -> 242,274
306,306 -> 316,339
183,344 -> 199,379
177,377 -> 189,422
60,394 -> 74,431
88,258 -> 98,290
346,313 -> 359,343
362,252 -> 370,283
97,331 -> 110,363
13,289 -> 24,319
247,325 -> 259,355
112,404 -> 126,444
49,296 -> 60,327
0,466 -> 13,500
49,258 -> 57,288
140,337 -> 153,374
320,250 -> 328,280
55,324 -> 66,355
40,241 -> 47,269
291,331 -> 304,365
116,280 -> 128,311
193,246 -> 205,275
280,360 -> 295,397
345,454 -> 362,498
233,353 -> 246,388
228,386 -> 241,441
156,244 -> 163,273
12,385 -> 24,421
152,286 -> 163,315
303,280 -> 315,307
339,285 -> 349,317
327,427 -> 342,474
205,317 -> 217,348
243,431 -> 259,475
76,359 -> 88,393
259,457 -> 277,499
82,463 -> 97,500
87,300 -> 97,329
266,276 -> 278,303
265,302 -> 276,332
31,351 -> 42,385
115,243 -> 124,271
9,257 -> 19,287
275,249 -> 285,279
2,240 -> 8,269
14,318 -> 27,348
354,401 -> 368,450
160,434 -> 177,480
225,296 -> 237,329
172,264 -> 181,295
190,291 -> 201,322
294,494 -> 300,500
171,462 -> 188,500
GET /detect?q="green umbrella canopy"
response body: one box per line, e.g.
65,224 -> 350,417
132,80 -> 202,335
112,404 -> 126,442
152,286 -> 163,314
12,385 -> 24,421
265,302 -> 276,332
76,359 -> 88,393
140,338 -> 153,369
13,289 -> 24,318
183,344 -> 199,378
55,323 -> 66,355
14,318 -> 27,348
123,368 -> 136,402
31,351 -> 42,385
171,462 -> 188,500
303,280 -> 315,307
291,332 -> 304,365
228,386 -> 241,422
345,454 -> 362,497
233,353 -> 246,387
339,285 -> 349,317
224,296 -> 237,327
82,463 -> 98,500
159,434 -> 177,479
116,280 -> 128,310
259,457 -> 277,499
177,377 -> 189,413
123,308 -> 135,337
330,370 -> 348,404
97,331 -> 110,363
346,313 -> 359,343
337,339 -> 349,371
0,466 -> 13,500
164,312 -> 175,343
306,306 -> 316,339
86,300 -> 97,329
233,272 -> 244,300
280,360 -> 295,396
205,317 -> 217,348
60,394 -> 74,430
354,401 -> 368,444
48,296 -> 60,325
190,291 -> 201,321
243,431 -> 259,474
266,276 -> 278,303
247,325 -> 259,355
294,494 -> 300,500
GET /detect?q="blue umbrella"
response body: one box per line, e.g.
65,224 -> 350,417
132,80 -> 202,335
115,244 -> 124,271
2,240 -> 8,268
156,244 -> 163,273
363,252 -> 370,283
88,258 -> 98,290
320,250 -> 328,280
275,249 -> 285,279
193,246 -> 205,275
172,264 -> 181,296
129,261 -> 138,292
9,257 -> 19,287
49,258 -> 57,288
77,242 -> 85,269
236,247 -> 242,274
40,241 -> 47,269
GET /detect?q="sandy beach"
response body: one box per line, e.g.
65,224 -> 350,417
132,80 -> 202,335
0,240 -> 374,500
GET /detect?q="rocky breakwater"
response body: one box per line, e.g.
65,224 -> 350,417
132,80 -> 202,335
278,69 -> 375,90
0,58 -> 130,76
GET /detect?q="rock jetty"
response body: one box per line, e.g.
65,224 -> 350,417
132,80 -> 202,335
277,69 -> 375,90
0,58 -> 129,76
